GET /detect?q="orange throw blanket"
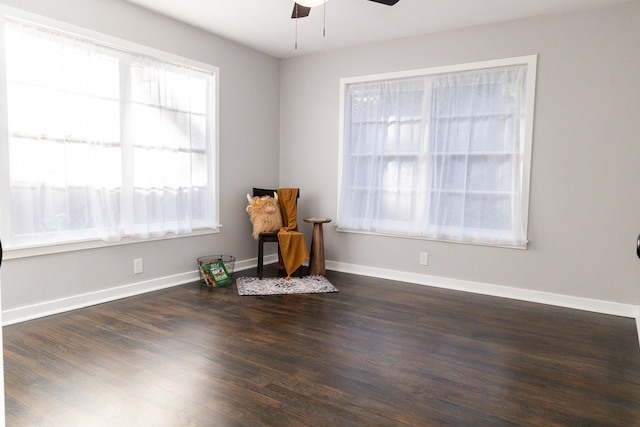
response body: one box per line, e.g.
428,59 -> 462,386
277,188 -> 308,279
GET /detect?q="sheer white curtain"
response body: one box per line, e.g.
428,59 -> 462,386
5,19 -> 123,245
4,18 -> 215,247
339,77 -> 430,235
428,66 -> 528,246
127,58 -> 211,238
338,64 -> 530,247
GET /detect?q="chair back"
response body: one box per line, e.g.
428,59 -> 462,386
252,188 -> 300,199
252,188 -> 276,198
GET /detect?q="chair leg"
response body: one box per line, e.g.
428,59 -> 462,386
277,244 -> 282,271
258,237 -> 264,279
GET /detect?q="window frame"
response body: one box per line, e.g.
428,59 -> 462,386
337,55 -> 537,249
0,6 -> 221,259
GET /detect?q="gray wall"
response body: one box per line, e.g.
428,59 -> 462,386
280,2 -> 640,305
1,0 -> 639,318
0,0 -> 281,314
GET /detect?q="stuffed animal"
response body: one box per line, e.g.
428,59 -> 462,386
246,192 -> 283,239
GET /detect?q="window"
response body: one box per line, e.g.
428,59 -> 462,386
0,16 -> 219,249
338,56 -> 536,248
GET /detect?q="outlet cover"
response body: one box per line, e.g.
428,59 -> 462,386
419,252 -> 429,266
134,258 -> 144,274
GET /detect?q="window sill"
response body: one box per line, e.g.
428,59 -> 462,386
335,227 -> 528,250
2,227 -> 221,260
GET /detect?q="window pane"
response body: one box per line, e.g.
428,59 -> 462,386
432,155 -> 467,191
430,191 -> 463,227
463,194 -> 512,231
468,117 -> 518,152
466,155 -> 514,192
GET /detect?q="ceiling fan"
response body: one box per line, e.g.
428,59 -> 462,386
291,0 -> 400,19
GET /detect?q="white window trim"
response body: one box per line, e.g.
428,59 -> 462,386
2,228 -> 220,261
0,6 -> 221,257
337,55 -> 537,249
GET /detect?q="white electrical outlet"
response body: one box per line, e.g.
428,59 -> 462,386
134,258 -> 144,274
419,252 -> 429,266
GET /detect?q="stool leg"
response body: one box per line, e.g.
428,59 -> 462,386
308,223 -> 326,276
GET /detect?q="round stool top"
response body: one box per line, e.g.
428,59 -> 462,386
303,217 -> 332,224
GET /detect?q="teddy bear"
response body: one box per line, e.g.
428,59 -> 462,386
246,192 -> 283,239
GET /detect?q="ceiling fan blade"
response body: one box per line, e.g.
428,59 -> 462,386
291,3 -> 311,19
367,0 -> 400,5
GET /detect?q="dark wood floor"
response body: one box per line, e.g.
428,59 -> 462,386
4,266 -> 640,426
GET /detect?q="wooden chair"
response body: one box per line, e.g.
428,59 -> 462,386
252,187 -> 300,279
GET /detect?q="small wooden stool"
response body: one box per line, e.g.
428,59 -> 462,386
304,217 -> 331,276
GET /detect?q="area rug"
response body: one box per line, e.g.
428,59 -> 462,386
236,275 -> 338,296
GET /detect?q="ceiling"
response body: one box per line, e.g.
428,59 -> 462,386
123,0 -> 631,58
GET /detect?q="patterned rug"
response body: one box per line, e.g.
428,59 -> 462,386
236,275 -> 338,296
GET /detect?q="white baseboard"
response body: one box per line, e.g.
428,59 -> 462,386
4,256 -> 639,329
326,260 -> 640,319
2,271 -> 202,326
1,254 -> 276,326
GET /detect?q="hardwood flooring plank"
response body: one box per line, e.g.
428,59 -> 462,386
4,267 -> 640,426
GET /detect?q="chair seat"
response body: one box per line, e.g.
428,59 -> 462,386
258,232 -> 279,241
